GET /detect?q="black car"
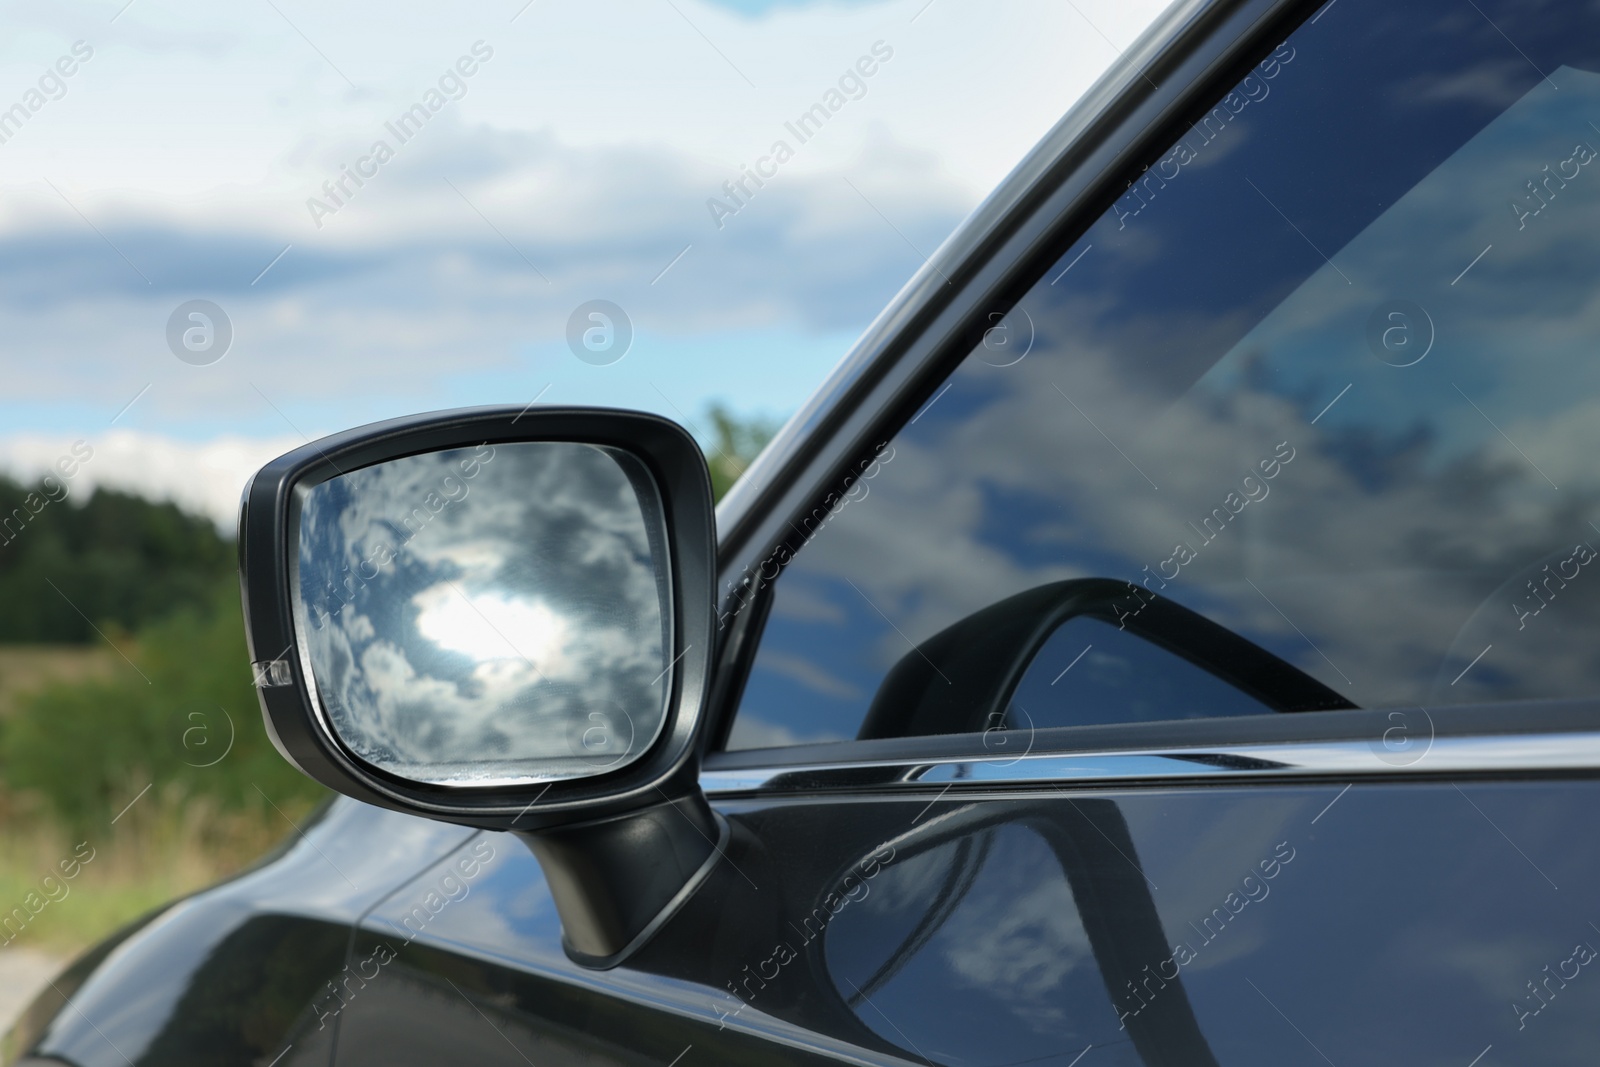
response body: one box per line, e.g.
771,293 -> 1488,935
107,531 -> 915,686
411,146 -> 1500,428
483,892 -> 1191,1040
12,0 -> 1600,1063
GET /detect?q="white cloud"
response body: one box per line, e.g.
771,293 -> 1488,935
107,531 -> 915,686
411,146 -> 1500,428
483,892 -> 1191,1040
0,0 -> 1171,524
0,0 -> 1169,224
0,429 -> 299,527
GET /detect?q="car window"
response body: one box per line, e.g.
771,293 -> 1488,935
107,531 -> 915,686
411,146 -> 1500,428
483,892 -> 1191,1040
726,0 -> 1600,751
1006,616 -> 1275,731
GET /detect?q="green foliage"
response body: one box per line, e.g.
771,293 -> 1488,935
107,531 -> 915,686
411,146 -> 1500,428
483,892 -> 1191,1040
0,477 -> 233,643
0,407 -> 786,834
704,403 -> 781,501
0,420 -> 804,949
0,579 -> 324,834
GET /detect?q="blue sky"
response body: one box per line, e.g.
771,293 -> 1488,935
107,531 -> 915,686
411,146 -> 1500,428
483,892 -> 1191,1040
0,0 -> 1167,523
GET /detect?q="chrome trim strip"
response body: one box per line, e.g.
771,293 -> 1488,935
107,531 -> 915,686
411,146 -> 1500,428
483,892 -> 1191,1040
700,732 -> 1600,795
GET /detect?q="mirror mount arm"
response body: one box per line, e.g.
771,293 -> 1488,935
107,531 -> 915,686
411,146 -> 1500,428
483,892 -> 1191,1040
517,785 -> 724,969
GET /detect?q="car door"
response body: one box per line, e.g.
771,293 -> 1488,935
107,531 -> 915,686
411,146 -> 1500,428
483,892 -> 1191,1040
332,0 -> 1600,1063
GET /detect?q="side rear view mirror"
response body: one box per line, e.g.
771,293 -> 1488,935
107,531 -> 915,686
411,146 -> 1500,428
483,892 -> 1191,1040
238,406 -> 722,966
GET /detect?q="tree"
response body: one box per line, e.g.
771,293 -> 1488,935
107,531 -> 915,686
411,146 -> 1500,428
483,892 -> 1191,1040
0,479 -> 232,642
703,404 -> 782,502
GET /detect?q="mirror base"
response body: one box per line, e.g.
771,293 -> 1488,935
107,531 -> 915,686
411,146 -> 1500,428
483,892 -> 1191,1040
518,789 -> 724,969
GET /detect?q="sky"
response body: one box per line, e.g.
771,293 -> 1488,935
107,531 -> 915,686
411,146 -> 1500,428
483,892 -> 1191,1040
0,0 -> 1170,525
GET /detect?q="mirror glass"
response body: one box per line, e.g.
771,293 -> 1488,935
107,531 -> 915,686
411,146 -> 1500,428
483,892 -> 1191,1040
292,441 -> 672,787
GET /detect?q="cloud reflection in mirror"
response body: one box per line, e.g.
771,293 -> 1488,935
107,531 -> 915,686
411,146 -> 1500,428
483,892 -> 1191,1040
293,441 -> 671,787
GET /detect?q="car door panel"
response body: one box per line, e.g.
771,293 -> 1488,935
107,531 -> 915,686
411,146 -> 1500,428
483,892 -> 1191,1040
14,798 -> 474,1067
332,820 -> 905,1067
327,777 -> 1599,1066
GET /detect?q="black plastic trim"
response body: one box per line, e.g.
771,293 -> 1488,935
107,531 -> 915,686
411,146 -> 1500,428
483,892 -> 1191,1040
521,798 -> 729,969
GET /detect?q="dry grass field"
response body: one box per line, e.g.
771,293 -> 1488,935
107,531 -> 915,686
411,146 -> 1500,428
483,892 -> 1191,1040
0,645 -> 120,718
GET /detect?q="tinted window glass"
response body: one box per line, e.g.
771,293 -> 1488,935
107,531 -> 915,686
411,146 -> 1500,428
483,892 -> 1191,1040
729,0 -> 1600,750
1009,617 -> 1275,730
823,825 -> 1112,1061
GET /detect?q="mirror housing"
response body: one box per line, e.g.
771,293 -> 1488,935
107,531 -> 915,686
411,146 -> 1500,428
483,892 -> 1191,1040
238,406 -> 717,837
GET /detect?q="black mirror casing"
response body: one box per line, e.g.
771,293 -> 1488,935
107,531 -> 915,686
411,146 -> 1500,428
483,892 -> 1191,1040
237,405 -> 717,836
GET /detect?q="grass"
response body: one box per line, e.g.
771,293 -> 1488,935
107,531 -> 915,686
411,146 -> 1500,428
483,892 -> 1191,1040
0,645 -> 119,719
0,788 -> 316,954
0,588 -> 327,956
0,411 -> 783,959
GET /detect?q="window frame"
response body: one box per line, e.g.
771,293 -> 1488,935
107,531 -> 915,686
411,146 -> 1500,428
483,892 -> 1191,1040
701,0 -> 1600,776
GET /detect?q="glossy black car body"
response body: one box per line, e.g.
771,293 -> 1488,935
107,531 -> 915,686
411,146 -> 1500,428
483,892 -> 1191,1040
13,0 -> 1600,1063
